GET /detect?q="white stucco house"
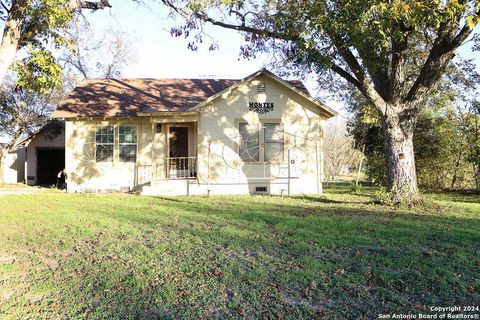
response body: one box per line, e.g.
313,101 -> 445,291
48,69 -> 336,195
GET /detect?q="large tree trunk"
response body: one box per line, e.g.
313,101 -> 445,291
381,108 -> 419,202
0,37 -> 19,87
0,0 -> 29,87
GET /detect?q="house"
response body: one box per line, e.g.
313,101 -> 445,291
51,69 -> 336,195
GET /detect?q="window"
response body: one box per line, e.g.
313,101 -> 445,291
238,121 -> 283,162
239,122 -> 260,161
95,126 -> 114,162
119,126 -> 137,162
264,123 -> 284,161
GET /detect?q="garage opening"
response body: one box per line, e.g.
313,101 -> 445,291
36,148 -> 65,186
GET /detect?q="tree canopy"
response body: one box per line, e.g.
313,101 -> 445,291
0,0 -> 111,93
162,0 -> 480,202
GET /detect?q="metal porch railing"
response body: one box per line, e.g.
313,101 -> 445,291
166,157 -> 197,179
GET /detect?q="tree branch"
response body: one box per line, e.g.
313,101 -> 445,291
405,17 -> 475,103
67,0 -> 111,11
161,0 -> 299,41
19,1 -> 112,46
1,1 -> 10,14
332,42 -> 387,115
330,63 -> 363,91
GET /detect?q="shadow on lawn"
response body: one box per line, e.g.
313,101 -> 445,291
114,195 -> 480,243
445,194 -> 480,204
291,195 -> 348,204
291,194 -> 373,204
33,195 -> 480,319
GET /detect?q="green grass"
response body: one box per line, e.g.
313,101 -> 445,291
0,183 -> 31,188
0,184 -> 479,319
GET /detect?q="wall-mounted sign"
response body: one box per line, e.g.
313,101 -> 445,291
398,152 -> 409,162
249,102 -> 274,114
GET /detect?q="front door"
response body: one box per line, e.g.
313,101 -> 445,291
168,126 -> 190,178
169,127 -> 189,157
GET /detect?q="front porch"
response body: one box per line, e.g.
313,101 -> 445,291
135,118 -> 198,189
136,156 -> 197,185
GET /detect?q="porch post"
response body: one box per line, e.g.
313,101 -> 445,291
315,140 -> 320,195
287,148 -> 291,195
207,140 -> 211,196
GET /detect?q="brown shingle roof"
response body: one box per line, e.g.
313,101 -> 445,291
52,77 -> 311,118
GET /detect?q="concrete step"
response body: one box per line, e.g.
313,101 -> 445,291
140,179 -> 200,196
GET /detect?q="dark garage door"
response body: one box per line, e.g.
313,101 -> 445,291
37,148 -> 65,186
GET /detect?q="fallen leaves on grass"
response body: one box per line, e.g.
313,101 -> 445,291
211,269 -> 223,277
178,289 -> 190,296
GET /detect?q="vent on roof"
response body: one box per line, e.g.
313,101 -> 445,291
257,82 -> 266,93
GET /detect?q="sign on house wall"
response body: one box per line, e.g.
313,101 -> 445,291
248,102 -> 274,114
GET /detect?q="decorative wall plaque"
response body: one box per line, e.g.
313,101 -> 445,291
249,102 -> 274,114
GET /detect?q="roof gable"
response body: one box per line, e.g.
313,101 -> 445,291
188,69 -> 337,118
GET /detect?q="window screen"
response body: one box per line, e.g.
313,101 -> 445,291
264,123 -> 284,161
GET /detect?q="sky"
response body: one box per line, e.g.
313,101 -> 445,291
83,2 -> 268,79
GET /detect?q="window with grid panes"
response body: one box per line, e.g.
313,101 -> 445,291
119,126 -> 137,162
95,126 -> 114,162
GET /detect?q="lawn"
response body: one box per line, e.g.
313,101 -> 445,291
0,184 -> 479,319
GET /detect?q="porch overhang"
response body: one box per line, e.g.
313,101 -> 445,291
137,111 -> 199,123
137,111 -> 198,117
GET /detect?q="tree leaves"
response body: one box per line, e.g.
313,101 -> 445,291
0,0 -> 110,93
13,46 -> 63,94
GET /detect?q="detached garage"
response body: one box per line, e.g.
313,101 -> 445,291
22,121 -> 65,186
36,148 -> 65,185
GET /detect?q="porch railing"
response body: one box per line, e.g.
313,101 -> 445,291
135,157 -> 197,184
166,157 -> 197,179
